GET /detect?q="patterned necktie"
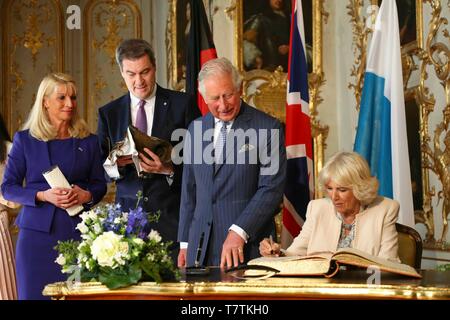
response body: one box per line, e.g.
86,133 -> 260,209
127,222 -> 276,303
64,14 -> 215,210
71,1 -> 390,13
214,120 -> 229,168
135,100 -> 147,133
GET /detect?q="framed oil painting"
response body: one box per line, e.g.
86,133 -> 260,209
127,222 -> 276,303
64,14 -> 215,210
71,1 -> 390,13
168,0 -> 190,89
236,0 -> 316,74
374,0 -> 423,50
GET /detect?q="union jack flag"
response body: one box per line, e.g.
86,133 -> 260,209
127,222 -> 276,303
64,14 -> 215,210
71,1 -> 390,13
281,0 -> 314,248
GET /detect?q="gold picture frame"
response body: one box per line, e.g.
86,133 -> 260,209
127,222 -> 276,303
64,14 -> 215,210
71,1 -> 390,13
372,0 -> 423,53
234,0 -> 323,76
167,0 -> 188,90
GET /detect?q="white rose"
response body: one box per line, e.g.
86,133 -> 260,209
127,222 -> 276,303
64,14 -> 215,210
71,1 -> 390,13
148,229 -> 161,243
76,222 -> 89,234
55,254 -> 66,266
91,231 -> 129,268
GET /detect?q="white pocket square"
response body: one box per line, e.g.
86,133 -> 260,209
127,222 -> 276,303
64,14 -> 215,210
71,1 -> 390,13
238,144 -> 255,153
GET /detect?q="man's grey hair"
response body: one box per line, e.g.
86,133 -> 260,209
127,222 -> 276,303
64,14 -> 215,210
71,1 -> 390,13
115,38 -> 156,71
198,58 -> 243,98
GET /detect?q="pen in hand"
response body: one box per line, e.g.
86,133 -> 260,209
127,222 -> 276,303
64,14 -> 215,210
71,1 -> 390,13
269,235 -> 274,255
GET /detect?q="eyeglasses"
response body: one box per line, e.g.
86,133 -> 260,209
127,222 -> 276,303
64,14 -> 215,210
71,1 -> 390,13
224,264 -> 280,280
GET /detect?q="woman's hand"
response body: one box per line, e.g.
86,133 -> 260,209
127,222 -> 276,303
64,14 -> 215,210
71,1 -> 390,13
259,238 -> 281,257
70,185 -> 92,205
39,185 -> 92,209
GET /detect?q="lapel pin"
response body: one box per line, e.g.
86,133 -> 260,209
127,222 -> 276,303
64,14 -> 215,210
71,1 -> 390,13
78,147 -> 84,152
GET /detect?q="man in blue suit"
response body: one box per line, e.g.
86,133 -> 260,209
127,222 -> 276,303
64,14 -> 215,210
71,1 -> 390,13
97,39 -> 201,260
177,58 -> 286,268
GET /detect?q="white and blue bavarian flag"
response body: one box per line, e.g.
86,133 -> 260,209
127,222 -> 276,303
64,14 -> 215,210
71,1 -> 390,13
354,0 -> 414,227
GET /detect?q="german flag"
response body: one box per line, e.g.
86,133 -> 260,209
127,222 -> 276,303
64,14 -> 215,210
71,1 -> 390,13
185,0 -> 217,115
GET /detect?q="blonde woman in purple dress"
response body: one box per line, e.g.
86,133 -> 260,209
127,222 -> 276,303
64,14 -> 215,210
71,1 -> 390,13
1,73 -> 107,299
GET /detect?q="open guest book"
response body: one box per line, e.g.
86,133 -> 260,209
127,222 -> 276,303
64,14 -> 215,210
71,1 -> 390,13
246,247 -> 422,278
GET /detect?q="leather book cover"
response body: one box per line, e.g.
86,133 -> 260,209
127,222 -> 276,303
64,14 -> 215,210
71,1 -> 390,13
128,125 -> 173,164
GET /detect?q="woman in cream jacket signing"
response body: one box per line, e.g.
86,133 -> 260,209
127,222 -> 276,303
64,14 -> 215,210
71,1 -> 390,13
261,151 -> 400,262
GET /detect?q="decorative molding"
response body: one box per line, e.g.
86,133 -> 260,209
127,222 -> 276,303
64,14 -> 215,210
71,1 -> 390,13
83,0 -> 142,131
415,0 -> 450,250
224,0 -> 237,21
1,0 -> 64,136
166,0 -> 178,90
347,0 -> 371,111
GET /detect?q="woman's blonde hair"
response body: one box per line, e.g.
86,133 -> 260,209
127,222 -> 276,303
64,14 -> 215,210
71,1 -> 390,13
22,73 -> 90,141
319,151 -> 379,205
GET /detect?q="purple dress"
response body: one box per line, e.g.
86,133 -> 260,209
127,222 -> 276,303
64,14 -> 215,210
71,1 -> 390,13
1,132 -> 107,300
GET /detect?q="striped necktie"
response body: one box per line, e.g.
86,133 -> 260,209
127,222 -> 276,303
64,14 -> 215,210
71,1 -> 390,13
214,120 -> 229,169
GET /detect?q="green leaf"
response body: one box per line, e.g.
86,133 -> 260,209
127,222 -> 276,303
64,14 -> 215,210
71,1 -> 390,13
98,264 -> 142,289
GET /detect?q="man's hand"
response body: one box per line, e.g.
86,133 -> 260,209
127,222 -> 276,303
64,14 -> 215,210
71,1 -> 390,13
178,248 -> 187,267
220,230 -> 245,268
116,155 -> 133,167
139,148 -> 174,175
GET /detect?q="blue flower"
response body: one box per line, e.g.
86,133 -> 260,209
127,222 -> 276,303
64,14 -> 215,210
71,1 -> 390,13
126,206 -> 150,238
54,198 -> 178,289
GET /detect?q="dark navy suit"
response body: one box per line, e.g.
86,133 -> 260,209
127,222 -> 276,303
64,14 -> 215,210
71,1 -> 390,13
178,103 -> 287,266
1,130 -> 107,299
97,85 -> 200,260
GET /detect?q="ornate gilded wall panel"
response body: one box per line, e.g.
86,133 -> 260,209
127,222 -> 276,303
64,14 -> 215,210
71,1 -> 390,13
1,0 -> 64,136
416,0 -> 449,250
83,0 -> 142,131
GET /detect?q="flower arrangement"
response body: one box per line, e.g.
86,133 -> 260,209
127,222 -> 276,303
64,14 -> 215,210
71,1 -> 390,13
55,192 -> 179,289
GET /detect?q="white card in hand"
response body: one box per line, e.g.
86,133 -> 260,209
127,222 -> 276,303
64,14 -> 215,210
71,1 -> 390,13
42,165 -> 84,216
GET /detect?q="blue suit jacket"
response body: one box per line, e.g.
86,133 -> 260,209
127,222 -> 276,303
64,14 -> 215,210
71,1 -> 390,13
178,103 -> 287,266
97,85 -> 200,250
1,130 -> 107,233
